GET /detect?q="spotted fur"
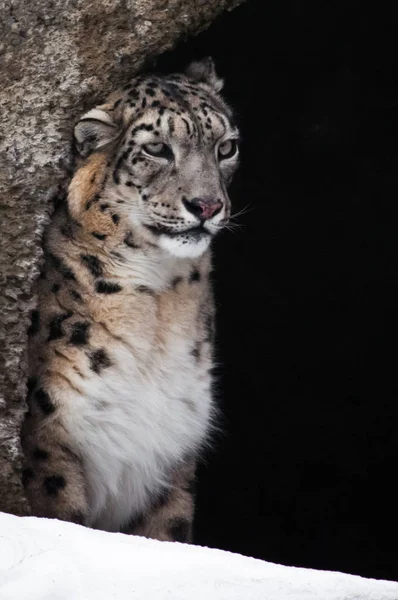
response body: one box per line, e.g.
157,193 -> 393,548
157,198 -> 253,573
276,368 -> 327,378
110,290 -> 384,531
21,59 -> 239,539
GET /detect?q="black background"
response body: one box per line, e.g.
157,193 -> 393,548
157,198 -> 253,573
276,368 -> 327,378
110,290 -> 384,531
153,0 -> 398,581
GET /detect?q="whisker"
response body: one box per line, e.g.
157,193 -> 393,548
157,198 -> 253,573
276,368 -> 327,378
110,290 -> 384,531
229,203 -> 253,221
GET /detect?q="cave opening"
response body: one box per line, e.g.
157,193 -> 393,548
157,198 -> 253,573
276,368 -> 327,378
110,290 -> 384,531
154,0 -> 398,581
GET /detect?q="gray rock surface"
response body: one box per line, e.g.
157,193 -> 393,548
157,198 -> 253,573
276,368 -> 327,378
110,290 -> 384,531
0,0 -> 244,516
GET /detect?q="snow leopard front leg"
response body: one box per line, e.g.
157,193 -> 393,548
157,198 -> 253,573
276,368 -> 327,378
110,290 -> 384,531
123,459 -> 196,543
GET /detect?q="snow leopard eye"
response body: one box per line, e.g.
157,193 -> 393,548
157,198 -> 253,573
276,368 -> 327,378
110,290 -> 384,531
142,143 -> 173,160
218,139 -> 238,161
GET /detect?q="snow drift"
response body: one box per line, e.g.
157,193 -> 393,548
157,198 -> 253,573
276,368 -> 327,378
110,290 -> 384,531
0,512 -> 397,599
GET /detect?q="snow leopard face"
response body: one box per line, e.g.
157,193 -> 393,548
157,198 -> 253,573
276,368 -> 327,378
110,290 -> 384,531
73,59 -> 239,258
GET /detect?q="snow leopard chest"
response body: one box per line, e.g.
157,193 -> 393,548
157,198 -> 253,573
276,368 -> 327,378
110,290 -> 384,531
62,290 -> 213,531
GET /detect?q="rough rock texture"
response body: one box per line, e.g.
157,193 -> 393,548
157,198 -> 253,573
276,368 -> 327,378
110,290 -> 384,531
0,0 -> 244,516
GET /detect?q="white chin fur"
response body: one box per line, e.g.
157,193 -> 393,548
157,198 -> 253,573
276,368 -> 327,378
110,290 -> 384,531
158,233 -> 212,258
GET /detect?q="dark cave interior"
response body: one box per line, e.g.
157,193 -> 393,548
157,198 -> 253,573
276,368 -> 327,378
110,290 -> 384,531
152,0 -> 398,581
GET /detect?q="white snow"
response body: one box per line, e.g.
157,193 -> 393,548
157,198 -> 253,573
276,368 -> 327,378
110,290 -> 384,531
0,512 -> 397,599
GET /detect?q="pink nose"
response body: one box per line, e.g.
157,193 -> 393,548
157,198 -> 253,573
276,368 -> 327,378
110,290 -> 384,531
183,197 -> 223,220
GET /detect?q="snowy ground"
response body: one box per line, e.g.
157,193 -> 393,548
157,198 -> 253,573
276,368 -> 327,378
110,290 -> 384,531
0,513 -> 397,599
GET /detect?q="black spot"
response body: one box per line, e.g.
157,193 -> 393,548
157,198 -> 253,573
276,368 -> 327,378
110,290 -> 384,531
44,475 -> 66,496
48,311 -> 73,341
131,123 -> 154,135
47,253 -> 76,281
145,87 -> 156,97
100,203 -> 109,212
125,181 -> 134,187
92,232 -> 107,240
28,310 -> 40,336
112,214 -> 120,225
69,321 -> 90,346
153,487 -> 171,509
124,232 -> 140,249
136,285 -> 154,295
172,276 -> 183,288
181,118 -> 191,134
80,254 -> 103,278
122,513 -> 145,534
96,280 -> 122,294
189,269 -> 201,283
169,518 -> 190,543
27,376 -> 38,398
89,348 -> 111,374
90,173 -> 96,184
51,283 -> 60,293
33,447 -> 49,460
141,96 -> 147,108
22,467 -> 35,487
35,388 -> 55,415
190,343 -> 201,361
70,289 -> 83,302
168,117 -> 175,134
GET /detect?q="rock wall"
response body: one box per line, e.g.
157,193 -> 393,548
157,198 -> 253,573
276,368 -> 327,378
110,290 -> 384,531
0,0 -> 244,515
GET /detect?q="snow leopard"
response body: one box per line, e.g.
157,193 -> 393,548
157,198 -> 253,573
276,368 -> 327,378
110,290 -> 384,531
21,58 -> 240,542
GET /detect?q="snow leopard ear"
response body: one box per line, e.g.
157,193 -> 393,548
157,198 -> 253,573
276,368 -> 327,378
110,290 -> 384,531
185,57 -> 224,93
74,109 -> 119,157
